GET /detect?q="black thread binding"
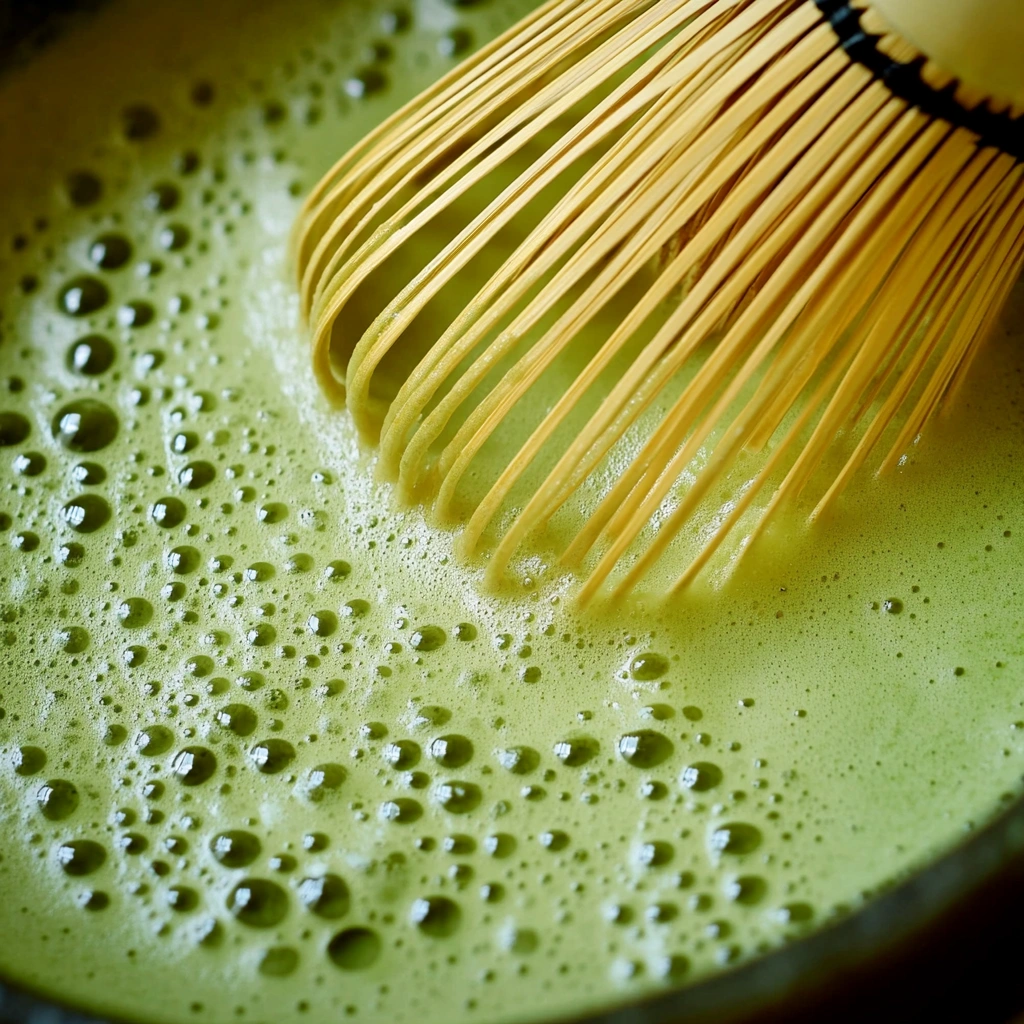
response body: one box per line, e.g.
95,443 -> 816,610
814,0 -> 1024,161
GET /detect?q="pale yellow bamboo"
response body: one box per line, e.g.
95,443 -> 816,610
295,0 -> 1024,601
595,122 -> 966,604
572,110 -> 937,594
321,0 -> 777,423
468,54 -> 865,568
813,153 -> 1020,516
432,25 -> 842,525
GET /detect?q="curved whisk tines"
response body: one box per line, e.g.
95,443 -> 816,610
294,0 -> 1024,605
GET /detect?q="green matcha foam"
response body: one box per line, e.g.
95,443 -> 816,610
0,1 -> 1022,1023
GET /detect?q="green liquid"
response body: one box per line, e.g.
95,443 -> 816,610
0,1 -> 1022,1022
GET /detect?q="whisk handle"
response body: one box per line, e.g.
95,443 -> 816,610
868,0 -> 1024,107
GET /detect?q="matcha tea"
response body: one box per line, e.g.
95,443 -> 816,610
0,2 -> 1023,1023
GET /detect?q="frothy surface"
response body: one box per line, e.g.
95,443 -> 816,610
0,2 -> 1023,1023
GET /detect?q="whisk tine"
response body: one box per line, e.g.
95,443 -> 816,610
296,0 -> 622,280
323,0 -> 746,424
765,148 -> 999,489
479,60 -> 880,575
572,106 -> 935,586
296,0 -> 1024,602
813,154 -> 1021,516
939,190 -> 1024,410
368,2 -> 802,482
343,0 -> 804,433
879,175 -> 1024,473
304,0 -> 673,315
430,20 -> 839,519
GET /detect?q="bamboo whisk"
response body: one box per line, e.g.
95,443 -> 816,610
294,0 -> 1024,604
